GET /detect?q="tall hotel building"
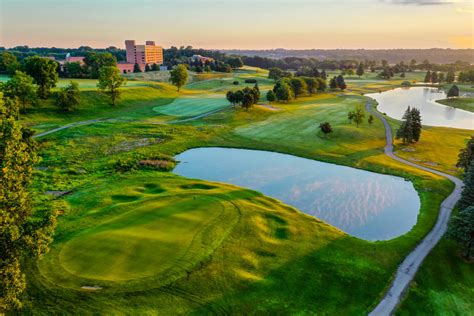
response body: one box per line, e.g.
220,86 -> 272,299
125,40 -> 164,65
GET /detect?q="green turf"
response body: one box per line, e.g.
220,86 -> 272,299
153,93 -> 228,117
15,69 -> 469,314
436,97 -> 474,113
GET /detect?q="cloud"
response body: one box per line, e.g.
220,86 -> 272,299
456,7 -> 474,13
381,0 -> 455,5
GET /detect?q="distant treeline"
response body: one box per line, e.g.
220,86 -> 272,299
222,49 -> 474,65
238,56 -> 471,72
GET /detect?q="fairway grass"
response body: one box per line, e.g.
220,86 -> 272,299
153,93 -> 228,117
436,97 -> 474,113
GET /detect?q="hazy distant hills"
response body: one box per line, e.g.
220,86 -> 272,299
221,49 -> 474,64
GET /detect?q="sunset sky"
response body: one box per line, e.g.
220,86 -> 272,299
1,0 -> 472,49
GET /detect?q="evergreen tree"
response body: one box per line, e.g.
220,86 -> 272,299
424,70 -> 431,83
356,62 -> 364,78
396,106 -> 422,143
446,70 -> 455,83
151,63 -> 160,71
448,205 -> 474,259
336,75 -> 347,90
0,93 -> 58,309
145,64 -> 151,72
368,115 -> 374,125
431,71 -> 438,83
447,85 -> 459,98
133,63 -> 142,73
329,76 -> 338,89
458,159 -> 474,210
457,136 -> 474,171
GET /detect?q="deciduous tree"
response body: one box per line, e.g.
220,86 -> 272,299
0,93 -> 58,309
169,64 -> 188,91
97,66 -> 126,106
1,71 -> 37,112
56,81 -> 80,112
23,56 -> 58,99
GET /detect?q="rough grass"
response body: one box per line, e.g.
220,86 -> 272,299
397,238 -> 474,315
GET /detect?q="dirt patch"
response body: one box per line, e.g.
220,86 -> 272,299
45,190 -> 71,198
81,285 -> 103,291
109,138 -> 162,154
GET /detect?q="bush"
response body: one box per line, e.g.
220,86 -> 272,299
233,81 -> 239,85
114,158 -> 138,173
244,78 -> 257,84
401,81 -> 411,86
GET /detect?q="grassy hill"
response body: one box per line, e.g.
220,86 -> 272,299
13,69 -> 472,314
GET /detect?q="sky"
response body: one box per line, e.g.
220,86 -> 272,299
0,0 -> 472,49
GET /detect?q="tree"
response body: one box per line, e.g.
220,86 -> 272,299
83,52 -> 117,78
0,52 -> 20,75
241,92 -> 254,112
151,63 -> 160,71
448,206 -> 474,259
303,77 -> 318,95
353,106 -> 365,127
1,71 -> 37,113
133,63 -> 142,73
457,159 -> 474,210
289,78 -> 307,98
63,62 -> 84,78
336,75 -> 347,90
226,91 -> 236,107
0,93 -> 58,309
145,64 -> 151,72
319,122 -> 333,135
227,57 -> 243,69
446,70 -> 455,83
438,72 -> 445,82
424,70 -> 431,83
316,78 -> 327,91
368,115 -> 374,125
447,85 -> 459,98
348,111 -> 355,123
97,66 -> 126,106
23,56 -> 58,99
356,62 -> 364,78
329,77 -> 338,89
268,67 -> 284,81
431,71 -> 438,83
457,136 -> 474,171
266,90 -> 276,103
169,64 -> 188,91
396,106 -> 422,143
56,81 -> 80,112
400,71 -> 406,78
273,79 -> 293,102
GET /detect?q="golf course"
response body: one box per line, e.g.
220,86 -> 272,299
5,67 -> 473,315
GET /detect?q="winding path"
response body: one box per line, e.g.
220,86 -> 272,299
365,100 -> 463,315
32,119 -> 108,139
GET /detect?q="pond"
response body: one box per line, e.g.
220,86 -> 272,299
367,87 -> 474,130
173,147 -> 421,241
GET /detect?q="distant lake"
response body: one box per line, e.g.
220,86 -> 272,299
367,87 -> 474,129
174,148 -> 421,241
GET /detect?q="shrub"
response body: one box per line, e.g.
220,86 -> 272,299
233,81 -> 239,85
244,78 -> 257,84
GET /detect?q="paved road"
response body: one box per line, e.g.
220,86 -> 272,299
365,100 -> 463,315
